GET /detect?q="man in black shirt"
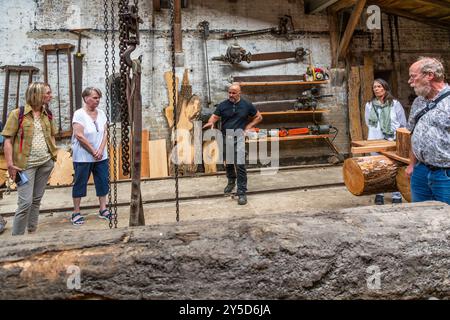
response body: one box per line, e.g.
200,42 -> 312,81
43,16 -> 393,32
203,84 -> 262,205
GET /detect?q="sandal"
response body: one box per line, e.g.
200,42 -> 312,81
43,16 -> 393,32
99,209 -> 112,220
71,213 -> 85,226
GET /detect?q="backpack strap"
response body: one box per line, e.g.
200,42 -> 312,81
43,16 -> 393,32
18,106 -> 25,153
411,90 -> 450,134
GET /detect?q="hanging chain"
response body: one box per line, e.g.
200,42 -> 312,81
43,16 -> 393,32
104,0 -> 120,229
104,0 -> 113,228
119,0 -> 131,177
170,0 -> 180,222
111,0 -> 119,228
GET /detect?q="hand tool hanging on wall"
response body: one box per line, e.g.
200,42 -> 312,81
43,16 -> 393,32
69,29 -> 91,110
198,21 -> 212,106
1,65 -> 39,125
39,43 -> 75,138
222,15 -> 294,40
212,43 -> 309,64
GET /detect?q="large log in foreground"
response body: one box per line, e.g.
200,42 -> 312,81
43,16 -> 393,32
343,155 -> 401,195
1,202 -> 450,299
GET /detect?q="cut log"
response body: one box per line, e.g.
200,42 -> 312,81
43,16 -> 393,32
343,155 -> 400,195
396,166 -> 411,202
396,128 -> 411,159
48,149 -> 74,186
1,202 -> 449,299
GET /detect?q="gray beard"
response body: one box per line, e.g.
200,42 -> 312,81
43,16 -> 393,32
414,85 -> 431,98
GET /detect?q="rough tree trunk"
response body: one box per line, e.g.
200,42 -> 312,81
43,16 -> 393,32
1,202 -> 449,299
343,155 -> 400,195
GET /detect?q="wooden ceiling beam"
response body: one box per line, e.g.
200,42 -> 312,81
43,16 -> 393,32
370,2 -> 450,30
337,0 -> 367,61
329,0 -> 357,13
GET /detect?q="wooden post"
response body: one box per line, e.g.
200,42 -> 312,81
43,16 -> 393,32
67,47 -> 74,126
15,71 -> 21,108
129,59 -> 145,227
396,128 -> 411,159
327,8 -> 339,68
2,68 -> 10,125
348,66 -> 363,142
359,55 -> 374,140
174,0 -> 182,52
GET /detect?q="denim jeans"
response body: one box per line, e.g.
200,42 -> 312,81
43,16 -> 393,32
224,134 -> 247,195
410,162 -> 450,204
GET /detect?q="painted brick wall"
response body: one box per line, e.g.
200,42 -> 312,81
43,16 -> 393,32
1,0 -> 345,163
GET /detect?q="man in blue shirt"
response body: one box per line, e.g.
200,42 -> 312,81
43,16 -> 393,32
203,83 -> 262,205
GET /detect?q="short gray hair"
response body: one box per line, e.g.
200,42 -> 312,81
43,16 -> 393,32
416,56 -> 445,81
81,87 -> 102,101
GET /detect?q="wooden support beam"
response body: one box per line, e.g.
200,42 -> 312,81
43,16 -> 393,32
327,8 -> 340,68
329,0 -> 357,13
359,55 -> 374,140
369,3 -> 450,31
174,0 -> 182,52
348,66 -> 363,142
152,0 -> 160,11
337,0 -> 366,61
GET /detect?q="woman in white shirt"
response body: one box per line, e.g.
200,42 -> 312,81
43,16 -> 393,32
364,78 -> 407,205
70,87 -> 109,225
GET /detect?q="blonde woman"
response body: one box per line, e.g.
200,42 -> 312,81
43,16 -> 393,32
1,82 -> 57,235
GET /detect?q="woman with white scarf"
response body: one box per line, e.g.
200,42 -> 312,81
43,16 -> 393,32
364,78 -> 407,205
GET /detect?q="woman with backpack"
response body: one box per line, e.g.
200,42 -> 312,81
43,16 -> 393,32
1,82 -> 57,235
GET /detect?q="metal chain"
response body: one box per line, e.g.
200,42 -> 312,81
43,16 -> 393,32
170,0 -> 180,222
111,0 -> 119,228
119,0 -> 131,177
103,0 -> 113,229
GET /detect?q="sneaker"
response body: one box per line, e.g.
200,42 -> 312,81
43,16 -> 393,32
71,213 -> 85,226
99,209 -> 112,220
374,195 -> 384,205
237,194 -> 247,205
392,198 -> 402,204
224,181 -> 236,194
0,218 -> 6,235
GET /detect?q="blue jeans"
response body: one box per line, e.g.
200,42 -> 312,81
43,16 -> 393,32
410,162 -> 450,204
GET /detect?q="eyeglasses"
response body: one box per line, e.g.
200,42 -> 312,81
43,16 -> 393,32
93,121 -> 99,132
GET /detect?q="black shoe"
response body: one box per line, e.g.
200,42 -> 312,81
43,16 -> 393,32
224,182 -> 236,194
0,220 -> 6,235
238,194 -> 247,205
392,198 -> 402,204
375,195 -> 384,205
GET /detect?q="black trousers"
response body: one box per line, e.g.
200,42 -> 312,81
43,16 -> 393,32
223,135 -> 247,195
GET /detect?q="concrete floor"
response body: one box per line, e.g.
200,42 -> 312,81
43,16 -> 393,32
0,165 -> 392,239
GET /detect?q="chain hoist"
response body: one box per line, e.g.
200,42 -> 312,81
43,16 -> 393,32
118,0 -> 131,177
104,0 -> 119,228
170,0 -> 180,222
